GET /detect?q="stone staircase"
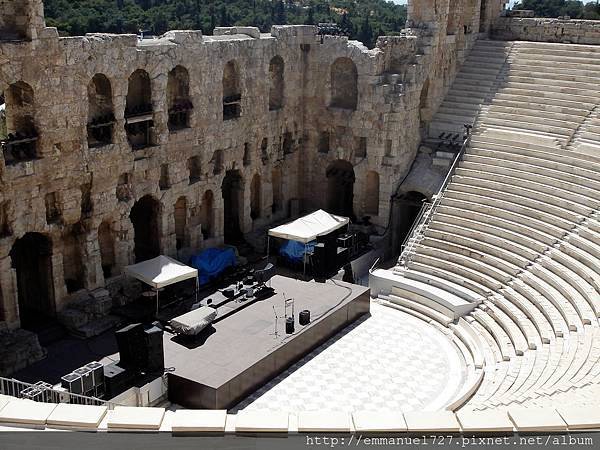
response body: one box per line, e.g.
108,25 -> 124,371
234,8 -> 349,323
371,39 -> 600,411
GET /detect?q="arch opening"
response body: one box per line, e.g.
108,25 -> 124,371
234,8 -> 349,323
87,74 -> 115,147
272,167 -> 283,215
222,170 -> 244,243
200,190 -> 215,240
223,61 -> 241,120
330,58 -> 358,110
326,160 -> 355,218
1,81 -> 38,164
98,221 -> 115,280
269,56 -> 285,111
365,171 -> 380,216
168,66 -> 192,131
130,195 -> 161,263
250,174 -> 261,220
125,69 -> 153,150
62,225 -> 85,294
10,233 -> 55,329
394,191 -> 429,254
174,197 -> 188,251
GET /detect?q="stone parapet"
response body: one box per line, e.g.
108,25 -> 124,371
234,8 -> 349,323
492,17 -> 600,44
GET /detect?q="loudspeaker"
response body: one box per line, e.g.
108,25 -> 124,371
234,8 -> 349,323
285,317 -> 295,334
337,247 -> 350,266
61,373 -> 84,395
103,363 -> 135,400
85,361 -> 105,387
74,367 -> 94,393
115,323 -> 145,370
299,310 -> 311,326
143,325 -> 164,374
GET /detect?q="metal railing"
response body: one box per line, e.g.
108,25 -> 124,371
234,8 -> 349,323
398,132 -> 474,268
0,376 -> 118,409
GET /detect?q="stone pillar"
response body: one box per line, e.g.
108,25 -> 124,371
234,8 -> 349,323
241,179 -> 252,234
82,229 -> 103,290
51,251 -> 67,311
114,219 -> 134,270
0,256 -> 18,326
151,73 -> 169,146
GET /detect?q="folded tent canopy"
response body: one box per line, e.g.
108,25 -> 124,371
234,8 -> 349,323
124,255 -> 199,314
267,209 -> 350,275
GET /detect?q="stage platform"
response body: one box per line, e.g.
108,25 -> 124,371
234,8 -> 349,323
165,275 -> 370,409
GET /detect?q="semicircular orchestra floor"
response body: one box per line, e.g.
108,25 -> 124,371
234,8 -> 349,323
232,301 -> 467,413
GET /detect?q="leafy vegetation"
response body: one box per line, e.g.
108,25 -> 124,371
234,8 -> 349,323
512,0 -> 600,19
43,0 -> 407,48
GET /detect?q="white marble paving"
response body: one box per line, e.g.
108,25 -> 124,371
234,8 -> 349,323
233,302 -> 467,413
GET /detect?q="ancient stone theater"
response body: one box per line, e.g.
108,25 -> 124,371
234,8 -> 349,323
0,0 -> 600,435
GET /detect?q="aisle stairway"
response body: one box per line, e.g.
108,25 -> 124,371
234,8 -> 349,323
371,40 -> 600,411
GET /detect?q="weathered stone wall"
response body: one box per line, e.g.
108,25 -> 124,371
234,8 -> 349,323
0,0 -> 507,338
492,17 -> 600,44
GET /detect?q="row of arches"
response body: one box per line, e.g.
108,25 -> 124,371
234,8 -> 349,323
2,55 -> 360,162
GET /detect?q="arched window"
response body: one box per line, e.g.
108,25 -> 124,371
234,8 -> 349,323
87,74 -> 115,147
330,57 -> 358,110
365,171 -> 380,216
167,66 -> 192,131
269,56 -> 284,111
125,69 -> 153,149
2,81 -> 38,164
223,60 -> 241,120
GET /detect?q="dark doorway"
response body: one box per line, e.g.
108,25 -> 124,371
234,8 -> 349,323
130,195 -> 161,262
222,170 -> 244,243
11,233 -> 55,330
393,191 -> 429,255
326,160 -> 355,218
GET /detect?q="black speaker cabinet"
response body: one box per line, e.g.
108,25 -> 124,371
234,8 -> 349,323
285,317 -> 295,334
143,325 -> 165,374
115,323 -> 145,370
299,309 -> 311,326
103,363 -> 135,399
61,373 -> 84,395
85,361 -> 105,387
73,367 -> 94,393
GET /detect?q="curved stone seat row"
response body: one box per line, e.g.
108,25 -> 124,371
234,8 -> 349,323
383,40 -> 600,412
3,392 -> 600,434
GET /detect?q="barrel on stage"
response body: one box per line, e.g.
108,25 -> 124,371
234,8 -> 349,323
299,310 -> 311,326
285,317 -> 295,334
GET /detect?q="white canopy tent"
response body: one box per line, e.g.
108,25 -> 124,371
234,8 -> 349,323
124,255 -> 199,314
267,209 -> 350,275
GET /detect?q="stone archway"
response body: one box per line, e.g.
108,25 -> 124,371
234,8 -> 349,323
393,191 -> 429,255
10,232 -> 55,329
326,160 -> 355,218
222,170 -> 244,243
130,195 -> 161,263
174,196 -> 187,251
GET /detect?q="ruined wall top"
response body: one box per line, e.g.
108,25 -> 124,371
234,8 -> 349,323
492,16 -> 600,45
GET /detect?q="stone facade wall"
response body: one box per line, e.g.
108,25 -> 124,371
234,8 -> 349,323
0,0 -> 506,335
492,17 -> 600,44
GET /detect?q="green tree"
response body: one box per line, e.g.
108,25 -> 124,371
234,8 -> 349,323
358,14 -> 373,48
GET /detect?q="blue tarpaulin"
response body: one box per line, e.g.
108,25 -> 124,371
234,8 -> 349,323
279,240 -> 315,263
189,247 -> 237,285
